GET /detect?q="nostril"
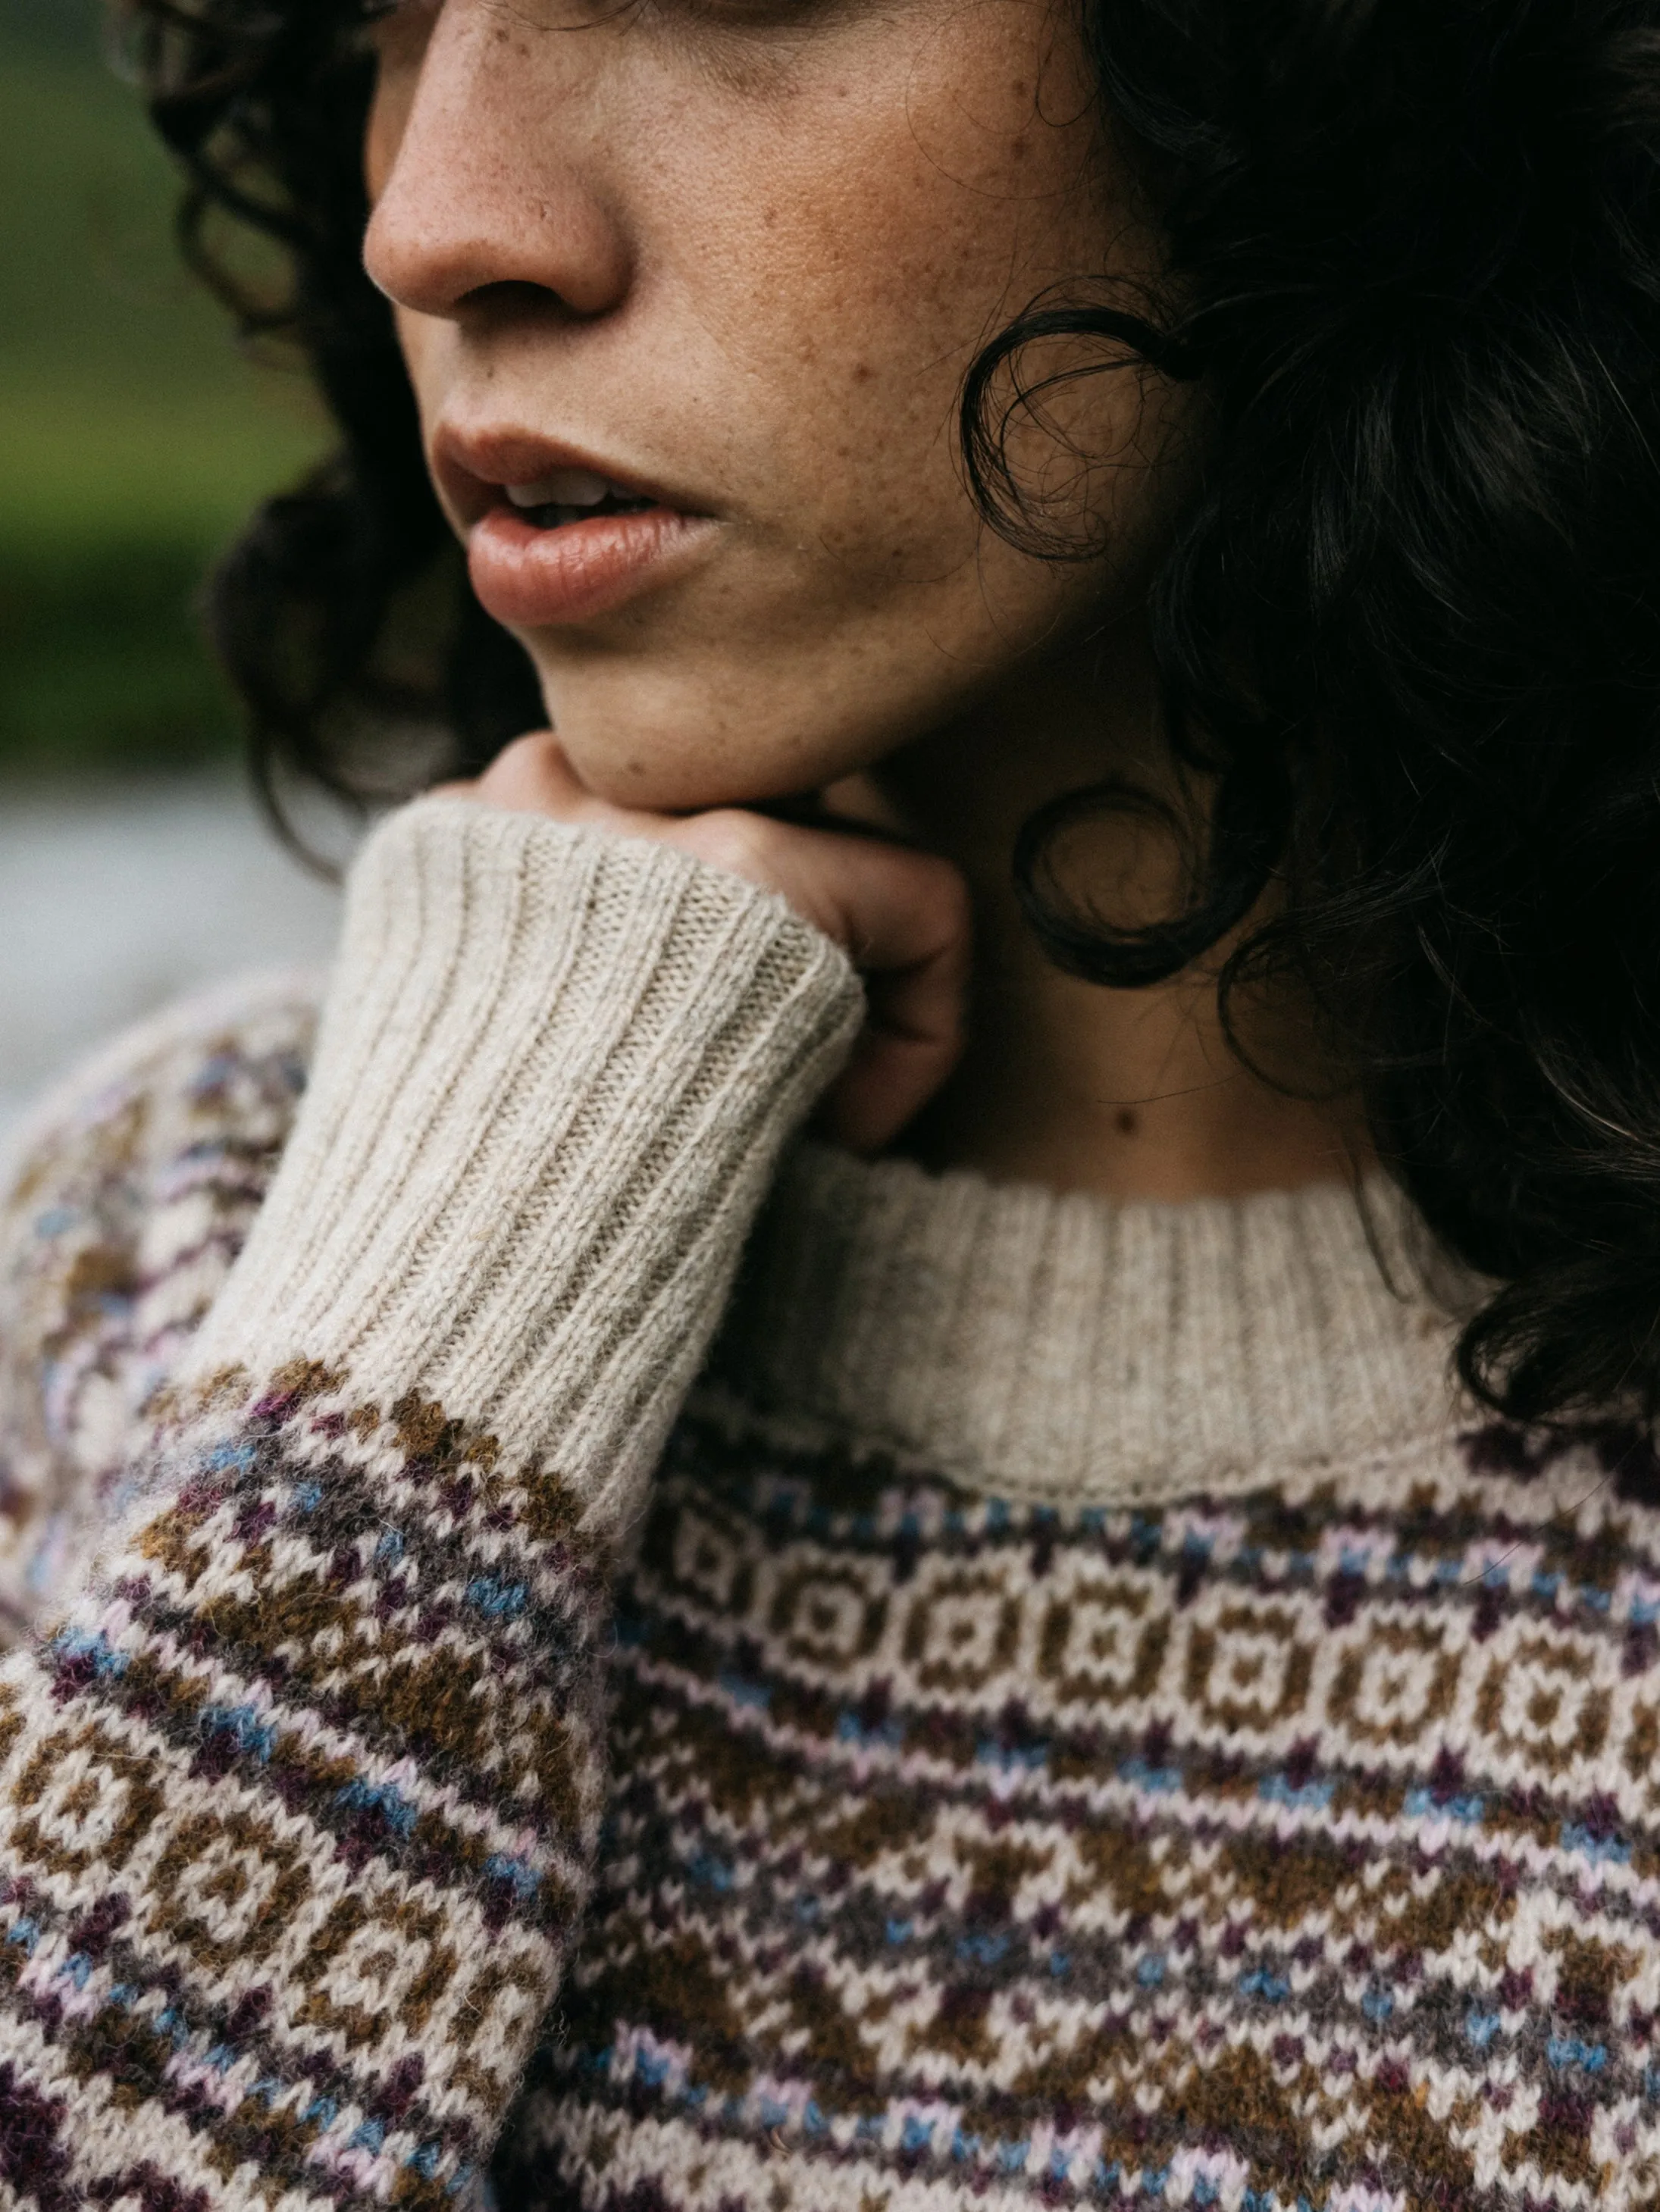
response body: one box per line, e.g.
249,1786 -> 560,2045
364,229 -> 622,320
455,277 -> 581,320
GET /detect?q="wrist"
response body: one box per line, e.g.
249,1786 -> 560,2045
184,795 -> 863,1525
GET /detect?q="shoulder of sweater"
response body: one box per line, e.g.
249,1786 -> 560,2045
0,970 -> 322,1632
0,965 -> 323,1225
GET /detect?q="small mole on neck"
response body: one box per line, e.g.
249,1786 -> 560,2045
1114,1108 -> 1140,1138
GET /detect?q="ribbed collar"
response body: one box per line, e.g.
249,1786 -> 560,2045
713,1143 -> 1468,1507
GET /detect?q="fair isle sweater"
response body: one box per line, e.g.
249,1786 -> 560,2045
0,799 -> 1655,2212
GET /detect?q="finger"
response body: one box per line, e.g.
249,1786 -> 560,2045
820,1000 -> 966,1152
806,836 -> 967,977
472,731 -> 592,818
811,843 -> 971,1151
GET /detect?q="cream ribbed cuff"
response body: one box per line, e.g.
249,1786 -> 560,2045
185,796 -> 863,1529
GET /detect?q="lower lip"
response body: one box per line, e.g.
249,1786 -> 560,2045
466,502 -> 714,628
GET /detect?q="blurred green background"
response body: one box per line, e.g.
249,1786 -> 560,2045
1,0 -> 322,775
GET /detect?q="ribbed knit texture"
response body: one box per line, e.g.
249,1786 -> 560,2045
719,1144 -> 1456,1503
189,796 -> 863,1526
1,801 -> 1657,2212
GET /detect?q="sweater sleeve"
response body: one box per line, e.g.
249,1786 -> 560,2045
0,796 -> 862,2210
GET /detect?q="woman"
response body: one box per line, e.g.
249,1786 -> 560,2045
0,0 -> 1656,2202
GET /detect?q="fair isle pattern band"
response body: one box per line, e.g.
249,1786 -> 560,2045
499,1404 -> 1660,2212
0,1354 -> 609,2210
8,972 -> 1660,2206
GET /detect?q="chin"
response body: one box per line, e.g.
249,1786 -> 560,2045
547,715 -> 812,814
531,658 -> 909,815
565,752 -> 793,814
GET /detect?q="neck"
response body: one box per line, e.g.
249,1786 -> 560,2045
860,623 -> 1362,1203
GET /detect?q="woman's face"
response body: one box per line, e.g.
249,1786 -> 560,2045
365,0 -> 1179,810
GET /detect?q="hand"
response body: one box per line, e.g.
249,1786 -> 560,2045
437,732 -> 970,1153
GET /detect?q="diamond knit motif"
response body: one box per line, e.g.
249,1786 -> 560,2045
496,1409 -> 1660,2211
0,1344 -> 608,2207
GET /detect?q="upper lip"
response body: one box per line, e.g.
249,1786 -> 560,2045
431,422 -> 700,527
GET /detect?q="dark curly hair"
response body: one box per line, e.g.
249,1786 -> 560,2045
124,0 -> 1660,1426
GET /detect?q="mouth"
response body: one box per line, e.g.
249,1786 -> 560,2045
434,432 -> 719,630
502,466 -> 659,532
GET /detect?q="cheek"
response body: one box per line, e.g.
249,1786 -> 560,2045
670,19 -> 1120,574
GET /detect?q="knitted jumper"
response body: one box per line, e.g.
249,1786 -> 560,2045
0,796 -> 1652,2212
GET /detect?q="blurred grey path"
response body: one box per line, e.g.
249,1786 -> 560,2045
0,778 -> 343,1129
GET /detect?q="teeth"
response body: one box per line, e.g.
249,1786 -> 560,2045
506,468 -> 612,508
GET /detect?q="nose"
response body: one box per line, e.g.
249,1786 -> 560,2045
363,2 -> 632,324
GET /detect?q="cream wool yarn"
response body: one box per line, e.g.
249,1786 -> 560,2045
0,796 -> 1653,2212
186,796 -> 864,1528
717,1141 -> 1460,1505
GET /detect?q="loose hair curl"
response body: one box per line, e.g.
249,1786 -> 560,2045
125,0 -> 1660,1425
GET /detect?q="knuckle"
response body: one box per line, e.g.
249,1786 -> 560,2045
914,853 -> 973,934
691,810 -> 777,884
477,731 -> 561,806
